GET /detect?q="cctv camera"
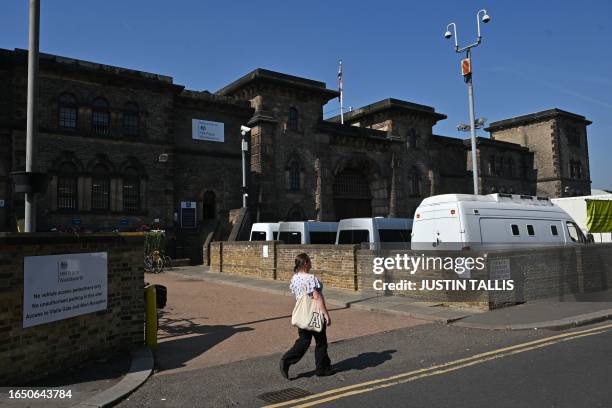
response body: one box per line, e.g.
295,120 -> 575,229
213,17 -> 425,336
482,14 -> 490,23
444,31 -> 452,39
241,125 -> 251,133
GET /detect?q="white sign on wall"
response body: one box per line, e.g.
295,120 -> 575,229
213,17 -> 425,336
23,252 -> 108,328
192,119 -> 224,142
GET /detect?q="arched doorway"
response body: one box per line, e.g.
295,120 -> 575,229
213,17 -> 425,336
333,167 -> 372,220
202,191 -> 216,220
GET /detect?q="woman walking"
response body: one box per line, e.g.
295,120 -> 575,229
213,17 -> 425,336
280,253 -> 335,379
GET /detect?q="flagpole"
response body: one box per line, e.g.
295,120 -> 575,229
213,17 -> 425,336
338,59 -> 344,124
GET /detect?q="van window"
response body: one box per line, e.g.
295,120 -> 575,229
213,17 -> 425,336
511,225 -> 520,236
338,230 -> 370,244
551,225 -> 558,236
379,229 -> 411,243
309,231 -> 337,244
251,231 -> 267,241
279,231 -> 302,244
273,231 -> 278,240
566,222 -> 586,243
527,225 -> 535,236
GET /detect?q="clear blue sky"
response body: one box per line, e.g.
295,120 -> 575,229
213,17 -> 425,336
2,0 -> 611,188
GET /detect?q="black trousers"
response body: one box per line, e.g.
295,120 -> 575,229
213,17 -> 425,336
282,325 -> 331,373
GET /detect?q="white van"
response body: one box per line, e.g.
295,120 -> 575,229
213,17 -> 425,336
278,221 -> 339,244
249,223 -> 279,241
411,193 -> 587,250
335,217 -> 413,245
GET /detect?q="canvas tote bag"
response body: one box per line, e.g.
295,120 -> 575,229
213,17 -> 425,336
291,281 -> 323,332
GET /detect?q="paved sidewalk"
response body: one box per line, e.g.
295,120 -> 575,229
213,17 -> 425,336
144,270 -> 428,375
175,265 -> 475,323
455,289 -> 612,330
0,348 -> 152,408
175,265 -> 612,331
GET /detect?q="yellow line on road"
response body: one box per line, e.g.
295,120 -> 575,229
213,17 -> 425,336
264,322 -> 612,408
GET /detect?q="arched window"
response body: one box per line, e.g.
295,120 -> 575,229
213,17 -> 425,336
408,167 -> 422,197
57,162 -> 78,211
58,93 -> 78,129
122,168 -> 140,213
91,164 -> 110,211
289,161 -> 301,191
92,97 -> 110,136
123,102 -> 139,136
288,107 -> 298,131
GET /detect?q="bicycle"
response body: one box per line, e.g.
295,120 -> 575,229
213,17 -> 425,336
162,254 -> 173,270
144,250 -> 164,273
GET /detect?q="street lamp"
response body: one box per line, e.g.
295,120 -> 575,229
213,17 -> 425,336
445,9 -> 491,195
240,125 -> 251,208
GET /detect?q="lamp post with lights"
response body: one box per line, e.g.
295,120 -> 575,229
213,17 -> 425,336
444,9 -> 491,195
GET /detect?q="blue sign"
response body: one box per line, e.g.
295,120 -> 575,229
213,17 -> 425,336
119,218 -> 129,226
71,218 -> 81,226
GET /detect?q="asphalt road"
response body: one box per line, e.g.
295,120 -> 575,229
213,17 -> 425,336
115,321 -> 612,407
317,324 -> 612,408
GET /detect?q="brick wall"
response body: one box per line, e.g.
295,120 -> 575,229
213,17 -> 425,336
210,241 -> 358,290
0,233 -> 144,385
212,241 -> 612,310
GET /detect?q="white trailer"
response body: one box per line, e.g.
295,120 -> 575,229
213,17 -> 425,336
551,194 -> 612,243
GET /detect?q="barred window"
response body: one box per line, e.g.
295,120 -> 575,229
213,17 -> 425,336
288,107 -> 298,131
58,93 -> 77,129
122,167 -> 140,213
57,162 -> 78,211
333,170 -> 370,198
92,97 -> 110,136
289,161 -> 300,191
91,164 -> 110,211
123,102 -> 139,136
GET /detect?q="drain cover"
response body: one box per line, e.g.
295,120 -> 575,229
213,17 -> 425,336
257,387 -> 313,404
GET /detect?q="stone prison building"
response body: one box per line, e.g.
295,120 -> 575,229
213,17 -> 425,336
0,48 -> 592,262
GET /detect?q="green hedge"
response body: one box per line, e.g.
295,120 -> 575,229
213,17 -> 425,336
144,231 -> 165,256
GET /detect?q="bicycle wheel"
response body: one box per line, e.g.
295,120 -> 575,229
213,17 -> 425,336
152,257 -> 164,274
163,255 -> 173,270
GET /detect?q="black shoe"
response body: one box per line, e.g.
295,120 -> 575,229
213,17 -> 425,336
279,359 -> 289,379
315,366 -> 336,377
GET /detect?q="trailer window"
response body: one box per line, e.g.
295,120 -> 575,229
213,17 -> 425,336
273,231 -> 278,240
338,230 -> 370,244
551,225 -> 558,236
379,229 -> 411,243
511,225 -> 520,236
309,232 -> 337,244
250,231 -> 267,241
527,225 -> 535,236
279,231 -> 302,244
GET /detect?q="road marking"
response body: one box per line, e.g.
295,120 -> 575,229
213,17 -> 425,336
264,322 -> 612,408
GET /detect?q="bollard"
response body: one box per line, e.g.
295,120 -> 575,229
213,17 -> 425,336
145,285 -> 157,348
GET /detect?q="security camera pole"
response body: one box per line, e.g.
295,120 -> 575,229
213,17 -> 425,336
445,9 -> 490,195
240,126 -> 251,208
25,0 -> 40,232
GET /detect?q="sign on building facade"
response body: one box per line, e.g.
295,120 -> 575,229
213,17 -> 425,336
23,252 -> 108,328
192,119 -> 224,142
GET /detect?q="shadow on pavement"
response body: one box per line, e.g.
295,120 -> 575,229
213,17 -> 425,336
295,349 -> 397,379
155,311 -> 254,371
